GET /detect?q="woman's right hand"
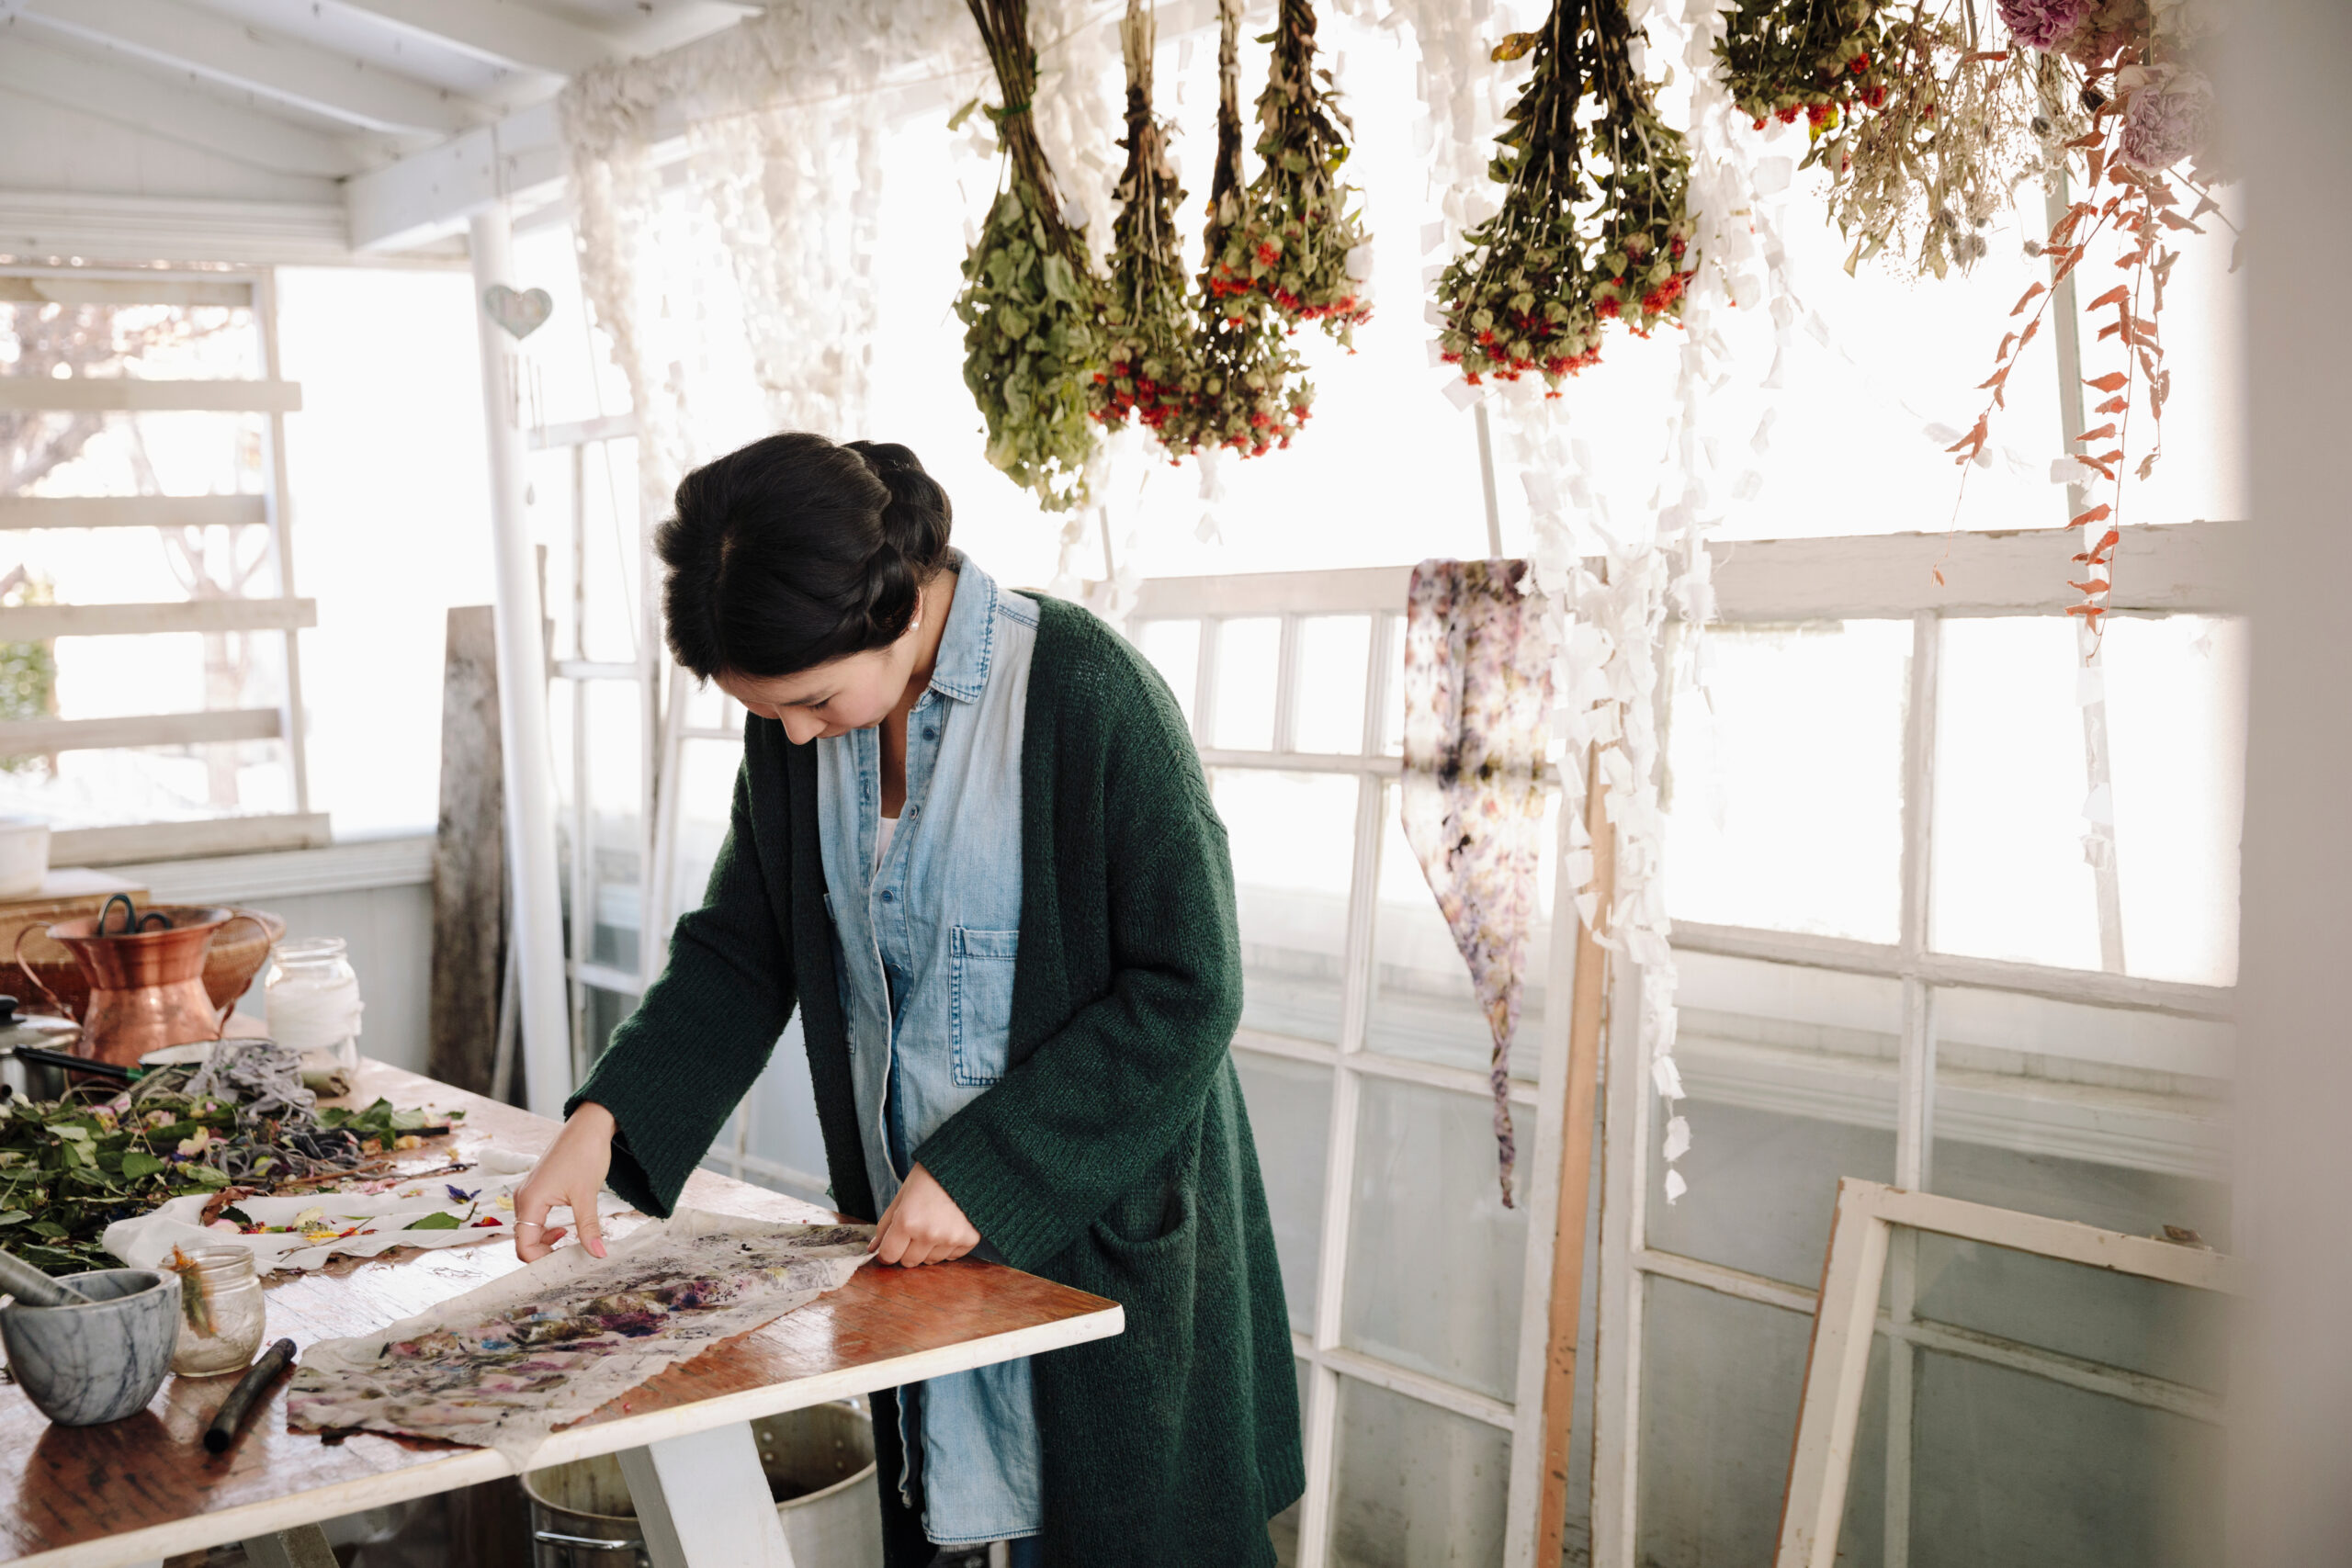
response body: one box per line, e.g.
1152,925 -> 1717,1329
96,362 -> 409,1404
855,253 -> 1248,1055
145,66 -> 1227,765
513,1101 -> 616,1262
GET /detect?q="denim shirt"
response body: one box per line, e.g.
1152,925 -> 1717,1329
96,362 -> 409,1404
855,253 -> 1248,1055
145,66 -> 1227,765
815,553 -> 1043,1546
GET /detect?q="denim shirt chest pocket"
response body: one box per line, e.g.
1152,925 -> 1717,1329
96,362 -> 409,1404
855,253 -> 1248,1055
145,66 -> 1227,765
948,924 -> 1020,1088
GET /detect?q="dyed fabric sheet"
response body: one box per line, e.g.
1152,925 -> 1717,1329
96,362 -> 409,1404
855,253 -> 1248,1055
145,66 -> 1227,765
288,1211 -> 871,1466
1400,558 -> 1557,1205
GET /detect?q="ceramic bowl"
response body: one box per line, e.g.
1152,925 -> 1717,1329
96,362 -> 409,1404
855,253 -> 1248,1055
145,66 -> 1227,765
0,1268 -> 181,1426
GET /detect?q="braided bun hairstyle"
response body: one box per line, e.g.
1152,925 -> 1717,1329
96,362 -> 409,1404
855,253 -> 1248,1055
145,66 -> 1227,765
657,433 -> 954,679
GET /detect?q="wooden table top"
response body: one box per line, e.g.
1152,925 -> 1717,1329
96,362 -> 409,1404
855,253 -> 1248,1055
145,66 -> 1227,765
0,1061 -> 1122,1568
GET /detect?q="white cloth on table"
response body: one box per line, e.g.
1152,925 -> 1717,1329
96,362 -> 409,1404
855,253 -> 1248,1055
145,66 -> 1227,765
105,1146 -> 629,1274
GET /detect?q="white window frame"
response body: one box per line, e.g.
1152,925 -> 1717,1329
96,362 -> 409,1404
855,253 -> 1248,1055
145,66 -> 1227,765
1590,519 -> 2239,1568
1129,516 -> 2237,1568
0,265 -> 325,863
1774,1178 -> 2239,1568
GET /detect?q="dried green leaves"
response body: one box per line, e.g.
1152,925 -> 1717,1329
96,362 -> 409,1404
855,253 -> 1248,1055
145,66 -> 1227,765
956,0 -> 1108,512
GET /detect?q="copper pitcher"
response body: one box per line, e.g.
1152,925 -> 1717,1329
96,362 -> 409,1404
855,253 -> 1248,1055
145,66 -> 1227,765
16,897 -> 266,1068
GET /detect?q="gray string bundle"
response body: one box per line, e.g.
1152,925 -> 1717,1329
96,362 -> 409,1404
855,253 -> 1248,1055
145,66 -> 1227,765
185,1038 -> 317,1122
130,1039 -> 359,1182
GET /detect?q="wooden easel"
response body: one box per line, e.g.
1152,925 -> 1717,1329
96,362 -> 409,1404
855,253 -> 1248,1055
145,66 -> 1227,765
1533,748 -> 1616,1559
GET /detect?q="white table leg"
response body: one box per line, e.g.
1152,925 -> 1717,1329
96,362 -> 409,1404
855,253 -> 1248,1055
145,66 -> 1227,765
242,1524 -> 338,1568
617,1420 -> 797,1568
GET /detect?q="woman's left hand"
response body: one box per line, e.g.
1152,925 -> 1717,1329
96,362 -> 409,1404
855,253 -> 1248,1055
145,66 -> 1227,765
871,1162 -> 980,1267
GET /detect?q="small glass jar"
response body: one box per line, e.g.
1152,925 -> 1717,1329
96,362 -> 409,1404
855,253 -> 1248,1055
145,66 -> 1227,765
265,936 -> 364,1077
169,1247 -> 268,1377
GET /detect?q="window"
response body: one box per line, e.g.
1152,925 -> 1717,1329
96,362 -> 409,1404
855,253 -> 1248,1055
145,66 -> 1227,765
1606,550 -> 2241,1568
1116,532 -> 2240,1568
0,269 -> 314,858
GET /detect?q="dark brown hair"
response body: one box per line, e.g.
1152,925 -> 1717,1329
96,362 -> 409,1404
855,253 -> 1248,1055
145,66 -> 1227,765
655,434 -> 952,679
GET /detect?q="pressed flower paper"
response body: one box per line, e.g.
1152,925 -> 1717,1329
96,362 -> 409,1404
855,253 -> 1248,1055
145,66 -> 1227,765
288,1211 -> 872,1467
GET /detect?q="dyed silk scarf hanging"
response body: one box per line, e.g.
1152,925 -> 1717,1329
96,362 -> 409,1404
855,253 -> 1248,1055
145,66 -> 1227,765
1400,558 -> 1557,1205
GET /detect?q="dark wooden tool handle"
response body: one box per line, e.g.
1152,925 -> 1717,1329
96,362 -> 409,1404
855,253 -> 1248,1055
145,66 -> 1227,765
10,1044 -> 131,1082
204,1337 -> 297,1454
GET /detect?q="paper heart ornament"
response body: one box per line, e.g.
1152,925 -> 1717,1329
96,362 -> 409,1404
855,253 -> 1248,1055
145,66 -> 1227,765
482,284 -> 553,340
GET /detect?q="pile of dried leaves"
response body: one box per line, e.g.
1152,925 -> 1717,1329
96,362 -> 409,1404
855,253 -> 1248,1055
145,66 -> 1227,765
0,1082 -> 444,1274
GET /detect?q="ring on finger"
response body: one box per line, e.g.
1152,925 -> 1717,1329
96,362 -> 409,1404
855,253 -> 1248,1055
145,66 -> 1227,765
516,1220 -> 544,1230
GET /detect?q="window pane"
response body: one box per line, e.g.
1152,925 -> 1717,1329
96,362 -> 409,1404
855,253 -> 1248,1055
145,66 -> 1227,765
1927,1076 -> 2230,1389
2103,614 -> 2247,986
1369,782 -> 1556,1079
1212,617 -> 1281,750
1653,952 -> 1901,1286
681,674 -> 734,733
669,734 -> 746,930
1294,615 -> 1371,753
2117,201 -> 2248,526
1342,1077 -> 1528,1404
1663,620 -> 1908,943
1909,1351 -> 2220,1568
1701,176 -> 2065,543
1931,617 -> 2099,968
1234,1052 -> 1329,1335
731,1013 -> 831,1207
1214,769 -> 1360,1046
1330,1376 -> 1510,1568
1379,613 -> 1405,757
583,678 -> 648,973
1638,1278 -> 1886,1568
1133,617 -> 1201,729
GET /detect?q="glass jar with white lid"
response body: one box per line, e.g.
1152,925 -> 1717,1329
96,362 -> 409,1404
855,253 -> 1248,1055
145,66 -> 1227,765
263,937 -> 364,1078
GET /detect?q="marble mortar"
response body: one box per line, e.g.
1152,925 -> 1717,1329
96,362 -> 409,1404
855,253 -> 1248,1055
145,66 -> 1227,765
1,1268 -> 181,1426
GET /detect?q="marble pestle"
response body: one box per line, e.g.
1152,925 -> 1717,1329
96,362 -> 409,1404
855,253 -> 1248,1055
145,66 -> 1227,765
0,1247 -> 90,1306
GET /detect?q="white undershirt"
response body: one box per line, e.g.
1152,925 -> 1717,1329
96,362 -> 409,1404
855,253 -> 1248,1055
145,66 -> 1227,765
873,813 -> 898,877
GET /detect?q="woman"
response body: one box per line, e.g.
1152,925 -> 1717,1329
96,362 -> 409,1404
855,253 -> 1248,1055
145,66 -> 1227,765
513,434 -> 1302,1566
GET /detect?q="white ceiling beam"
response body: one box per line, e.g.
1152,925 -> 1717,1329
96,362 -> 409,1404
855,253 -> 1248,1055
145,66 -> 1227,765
15,0 -> 485,136
0,33 -> 365,179
613,2 -> 763,59
345,96 -> 565,252
326,0 -> 623,78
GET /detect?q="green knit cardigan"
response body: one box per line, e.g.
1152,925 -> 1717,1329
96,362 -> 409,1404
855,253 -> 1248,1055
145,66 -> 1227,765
570,595 -> 1304,1566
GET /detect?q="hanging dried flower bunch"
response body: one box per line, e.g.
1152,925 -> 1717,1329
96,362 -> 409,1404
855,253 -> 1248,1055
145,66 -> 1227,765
1434,0 -> 1695,390
1815,13 -> 2079,278
1941,0 -> 2234,621
953,0 -> 1106,512
1091,1 -> 1199,446
1205,0 -> 1374,347
1156,0 -> 1314,459
1714,0 -> 1894,137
